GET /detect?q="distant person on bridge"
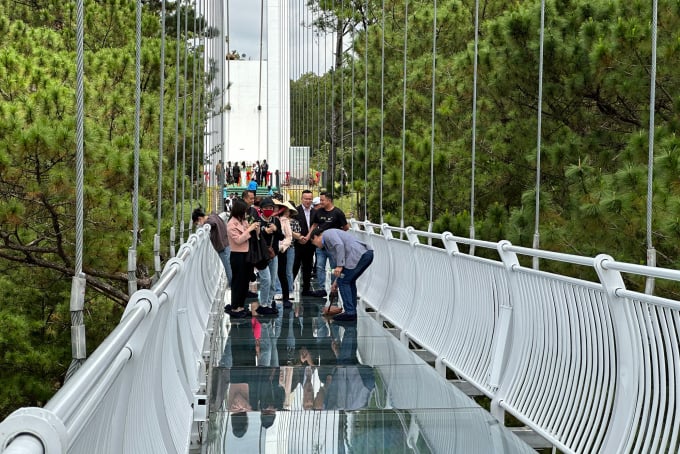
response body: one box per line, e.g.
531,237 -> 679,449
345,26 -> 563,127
253,160 -> 260,186
261,159 -> 269,185
215,159 -> 225,186
232,162 -> 241,186
226,198 -> 261,318
253,197 -> 284,315
226,161 -> 233,185
308,192 -> 350,297
311,228 -> 373,322
293,190 -> 316,297
192,208 -> 232,289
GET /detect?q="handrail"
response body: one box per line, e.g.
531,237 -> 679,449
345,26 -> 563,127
352,220 -> 680,453
0,227 -> 221,454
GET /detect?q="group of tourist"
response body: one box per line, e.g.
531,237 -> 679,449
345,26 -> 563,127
193,187 -> 374,323
215,159 -> 270,187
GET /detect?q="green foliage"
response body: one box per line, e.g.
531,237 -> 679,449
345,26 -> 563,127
297,0 -> 680,288
0,0 -> 205,416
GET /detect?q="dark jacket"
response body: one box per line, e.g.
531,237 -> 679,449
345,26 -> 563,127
206,213 -> 229,252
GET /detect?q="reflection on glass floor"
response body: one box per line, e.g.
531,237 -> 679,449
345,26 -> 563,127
205,298 -> 535,453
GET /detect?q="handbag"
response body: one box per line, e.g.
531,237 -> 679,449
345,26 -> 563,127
246,231 -> 270,270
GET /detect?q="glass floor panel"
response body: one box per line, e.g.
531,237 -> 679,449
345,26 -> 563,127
205,298 -> 535,453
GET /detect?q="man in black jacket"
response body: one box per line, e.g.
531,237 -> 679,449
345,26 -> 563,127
293,190 -> 316,296
192,208 -> 232,287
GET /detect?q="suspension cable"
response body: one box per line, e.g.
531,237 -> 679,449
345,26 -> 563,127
340,0 -> 345,198
66,0 -> 88,381
379,0 -> 385,223
363,0 -> 368,220
180,0 -> 189,243
171,0 -> 182,256
324,16 -> 328,190
154,0 -> 167,282
645,0 -> 659,294
350,11 -> 356,209
190,0 -> 198,221
470,0 -> 479,254
399,0 -> 408,230
330,10 -> 336,197
428,0 -> 437,233
127,0 -> 142,296
257,0 -> 264,162
532,0 -> 546,269
315,3 -> 320,177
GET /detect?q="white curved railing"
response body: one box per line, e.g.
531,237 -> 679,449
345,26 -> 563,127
351,220 -> 680,454
4,218 -> 680,453
0,226 -> 225,454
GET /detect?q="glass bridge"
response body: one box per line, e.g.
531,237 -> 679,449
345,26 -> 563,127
204,293 -> 535,453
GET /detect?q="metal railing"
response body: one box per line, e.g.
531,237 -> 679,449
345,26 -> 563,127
0,226 -> 225,454
4,218 -> 680,453
350,220 -> 680,454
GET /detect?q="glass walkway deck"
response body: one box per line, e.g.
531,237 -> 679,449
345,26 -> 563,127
205,294 -> 536,453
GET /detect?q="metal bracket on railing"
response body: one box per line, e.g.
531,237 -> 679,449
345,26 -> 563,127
488,240 -> 519,390
169,226 -> 176,258
593,254 -> 638,453
496,240 -> 519,271
162,257 -> 185,278
153,233 -> 162,280
127,247 -> 137,295
120,289 -> 159,325
435,356 -> 447,377
381,223 -> 392,240
399,330 -> 410,348
0,407 -> 67,454
442,232 -> 460,255
405,226 -> 419,247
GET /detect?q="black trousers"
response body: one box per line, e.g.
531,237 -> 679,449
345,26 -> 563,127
277,250 -> 289,301
293,243 -> 315,291
230,251 -> 250,309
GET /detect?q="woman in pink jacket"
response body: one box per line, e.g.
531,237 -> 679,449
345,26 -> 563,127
227,198 -> 260,318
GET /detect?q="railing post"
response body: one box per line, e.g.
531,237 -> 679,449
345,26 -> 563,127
435,232 -> 461,376
489,240 -> 518,423
594,254 -> 638,453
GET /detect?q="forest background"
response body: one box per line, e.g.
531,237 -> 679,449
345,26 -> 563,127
2,0 -> 680,419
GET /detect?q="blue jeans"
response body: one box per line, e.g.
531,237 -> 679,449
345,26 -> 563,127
218,246 -> 232,287
258,256 -> 278,307
315,247 -> 336,289
286,247 -> 295,291
336,250 -> 374,315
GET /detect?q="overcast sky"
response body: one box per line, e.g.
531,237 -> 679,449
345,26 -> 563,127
227,0 -> 265,60
226,0 -> 337,77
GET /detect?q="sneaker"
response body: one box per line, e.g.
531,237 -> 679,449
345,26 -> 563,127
274,294 -> 283,300
309,289 -> 327,298
228,308 -> 250,319
246,290 -> 258,298
283,300 -> 293,309
333,312 -> 357,322
256,305 -> 278,315
301,290 -> 315,297
224,304 -> 232,313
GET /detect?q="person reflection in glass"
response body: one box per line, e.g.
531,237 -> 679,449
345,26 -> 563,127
323,322 -> 376,411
